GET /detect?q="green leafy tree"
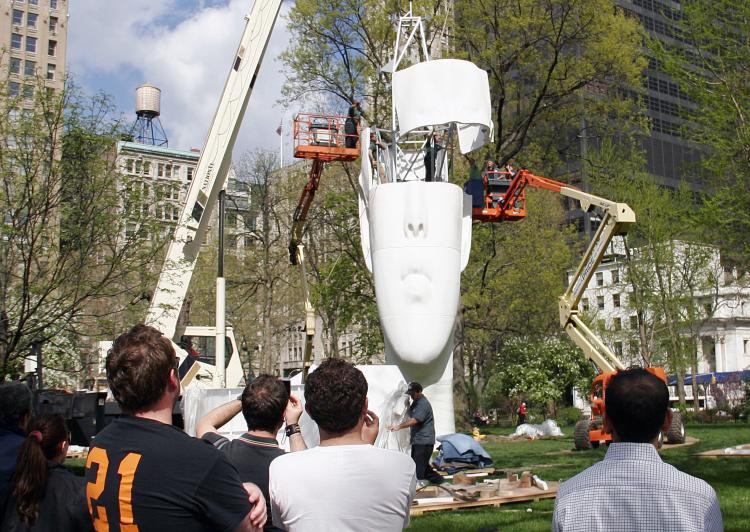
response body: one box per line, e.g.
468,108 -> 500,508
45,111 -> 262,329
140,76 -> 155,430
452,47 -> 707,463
585,143 -> 720,407
455,0 -> 647,167
654,1 -> 750,266
484,336 -> 593,417
304,163 -> 383,361
0,80 -> 166,382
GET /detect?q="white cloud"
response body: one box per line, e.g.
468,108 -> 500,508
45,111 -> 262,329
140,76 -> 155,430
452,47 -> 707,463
68,0 -> 297,159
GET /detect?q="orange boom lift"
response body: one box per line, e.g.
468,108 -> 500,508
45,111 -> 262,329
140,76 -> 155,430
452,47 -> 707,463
288,113 -> 359,380
465,166 -> 685,448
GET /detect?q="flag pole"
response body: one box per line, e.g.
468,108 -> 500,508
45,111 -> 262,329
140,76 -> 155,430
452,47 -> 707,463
279,119 -> 283,169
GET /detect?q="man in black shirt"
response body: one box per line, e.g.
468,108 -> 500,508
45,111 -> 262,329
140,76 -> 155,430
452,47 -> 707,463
198,375 -> 308,532
423,133 -> 444,182
86,324 -> 266,531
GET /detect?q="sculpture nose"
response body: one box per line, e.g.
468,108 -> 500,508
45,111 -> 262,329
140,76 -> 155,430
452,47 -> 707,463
404,185 -> 427,239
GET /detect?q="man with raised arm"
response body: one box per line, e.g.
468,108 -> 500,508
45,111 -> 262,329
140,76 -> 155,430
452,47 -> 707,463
85,324 -> 266,531
197,375 -> 307,531
269,358 -> 416,531
389,381 -> 444,485
553,368 -> 722,531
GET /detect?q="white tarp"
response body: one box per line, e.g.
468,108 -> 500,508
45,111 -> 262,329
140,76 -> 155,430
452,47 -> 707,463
511,419 -> 564,439
392,59 -> 494,154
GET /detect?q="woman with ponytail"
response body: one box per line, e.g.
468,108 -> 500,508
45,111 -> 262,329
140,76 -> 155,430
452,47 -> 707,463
0,414 -> 93,531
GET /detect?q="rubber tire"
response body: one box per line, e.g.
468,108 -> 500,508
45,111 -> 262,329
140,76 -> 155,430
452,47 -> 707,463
574,419 -> 592,450
666,410 -> 686,444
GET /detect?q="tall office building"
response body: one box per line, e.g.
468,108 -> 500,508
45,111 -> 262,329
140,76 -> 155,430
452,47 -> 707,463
618,0 -> 703,188
1,0 -> 68,94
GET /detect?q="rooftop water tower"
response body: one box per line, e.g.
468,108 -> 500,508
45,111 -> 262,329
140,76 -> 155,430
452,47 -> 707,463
131,83 -> 168,146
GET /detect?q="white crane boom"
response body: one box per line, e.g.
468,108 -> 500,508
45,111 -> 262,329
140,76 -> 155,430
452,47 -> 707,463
147,0 -> 283,340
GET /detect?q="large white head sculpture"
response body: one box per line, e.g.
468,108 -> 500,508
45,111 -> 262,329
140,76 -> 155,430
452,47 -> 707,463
360,176 -> 473,383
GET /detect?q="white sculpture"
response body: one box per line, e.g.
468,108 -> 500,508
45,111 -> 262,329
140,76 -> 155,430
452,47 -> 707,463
359,178 -> 472,436
356,13 -> 493,438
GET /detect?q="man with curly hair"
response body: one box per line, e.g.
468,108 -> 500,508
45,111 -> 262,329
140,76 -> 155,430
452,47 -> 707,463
269,358 -> 416,531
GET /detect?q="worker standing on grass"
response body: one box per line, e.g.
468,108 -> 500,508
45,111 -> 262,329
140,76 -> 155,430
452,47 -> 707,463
389,382 -> 444,485
552,368 -> 722,532
517,402 -> 527,426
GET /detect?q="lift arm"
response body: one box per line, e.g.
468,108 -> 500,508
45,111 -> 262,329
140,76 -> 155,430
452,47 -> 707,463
289,159 -> 325,265
476,168 -> 635,373
288,159 -> 326,381
147,0 -> 283,340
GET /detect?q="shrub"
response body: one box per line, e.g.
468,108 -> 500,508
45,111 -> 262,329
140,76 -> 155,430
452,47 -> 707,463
558,406 -> 584,426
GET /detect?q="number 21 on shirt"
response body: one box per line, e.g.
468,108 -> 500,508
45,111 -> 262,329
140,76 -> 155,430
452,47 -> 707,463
86,448 -> 142,532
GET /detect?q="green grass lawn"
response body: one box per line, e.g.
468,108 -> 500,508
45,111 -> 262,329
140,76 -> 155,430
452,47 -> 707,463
410,423 -> 750,532
68,423 -> 749,530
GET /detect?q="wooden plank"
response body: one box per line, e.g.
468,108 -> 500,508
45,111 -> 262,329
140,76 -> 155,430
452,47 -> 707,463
695,443 -> 750,458
411,482 -> 558,516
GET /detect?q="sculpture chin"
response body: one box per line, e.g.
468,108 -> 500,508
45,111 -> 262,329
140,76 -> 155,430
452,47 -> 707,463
382,315 -> 454,365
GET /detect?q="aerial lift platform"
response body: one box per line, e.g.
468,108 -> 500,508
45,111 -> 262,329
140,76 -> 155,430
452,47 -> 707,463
466,166 -> 686,448
288,112 -> 361,380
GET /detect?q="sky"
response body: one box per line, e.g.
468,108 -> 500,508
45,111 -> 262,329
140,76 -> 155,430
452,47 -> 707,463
68,0 -> 298,161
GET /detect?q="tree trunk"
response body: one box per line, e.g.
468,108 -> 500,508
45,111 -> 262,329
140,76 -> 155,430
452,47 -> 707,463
452,317 -> 471,431
691,343 -> 700,411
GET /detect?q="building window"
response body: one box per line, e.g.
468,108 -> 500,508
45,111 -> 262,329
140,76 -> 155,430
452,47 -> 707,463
27,12 -> 37,29
49,16 -> 58,33
143,161 -> 151,176
23,85 -> 34,99
135,160 -> 142,174
581,299 -> 589,312
614,342 -> 623,357
597,319 -> 606,330
226,212 -> 237,227
157,163 -> 165,177
613,293 -> 621,308
46,63 -> 55,80
172,164 -> 181,178
186,167 -> 194,181
50,0 -> 58,9
244,235 -> 254,248
10,57 -> 21,75
628,340 -> 639,356
630,315 -> 638,329
28,0 -> 39,5
26,36 -> 37,53
12,9 -> 23,26
8,82 -> 20,97
48,40 -> 56,56
744,339 -> 750,356
613,317 -> 622,331
597,295 -> 605,310
11,33 -> 23,50
612,269 -> 619,284
24,60 -> 36,77
125,159 -> 134,173
596,272 -> 604,287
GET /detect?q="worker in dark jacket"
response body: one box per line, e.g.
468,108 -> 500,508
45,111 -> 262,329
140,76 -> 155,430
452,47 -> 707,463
0,383 -> 32,493
344,101 -> 363,148
389,382 -> 444,485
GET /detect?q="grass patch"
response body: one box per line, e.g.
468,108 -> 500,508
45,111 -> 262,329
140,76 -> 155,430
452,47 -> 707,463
410,423 -> 750,531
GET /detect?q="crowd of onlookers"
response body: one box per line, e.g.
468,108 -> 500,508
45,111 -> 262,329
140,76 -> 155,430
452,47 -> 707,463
0,324 -> 724,531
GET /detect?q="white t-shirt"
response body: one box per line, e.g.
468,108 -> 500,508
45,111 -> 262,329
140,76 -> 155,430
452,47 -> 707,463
269,444 -> 416,532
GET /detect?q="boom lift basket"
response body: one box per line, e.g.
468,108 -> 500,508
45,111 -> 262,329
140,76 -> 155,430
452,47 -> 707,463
293,113 -> 360,162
